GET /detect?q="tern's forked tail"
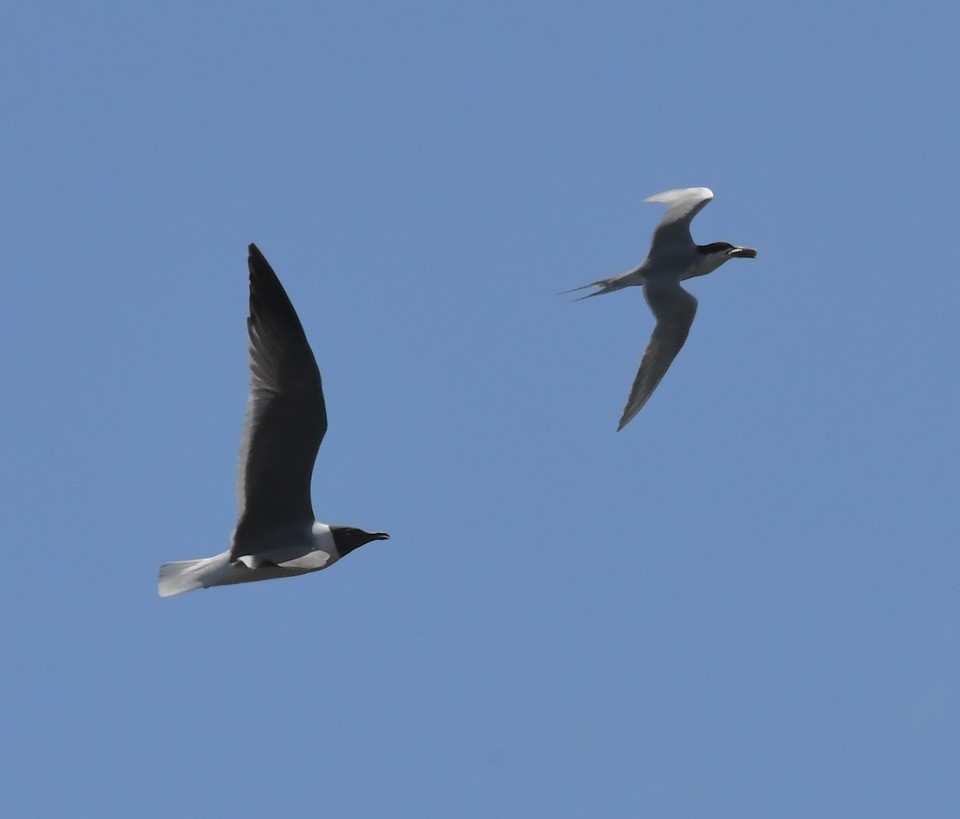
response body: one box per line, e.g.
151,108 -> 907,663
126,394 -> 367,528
559,276 -> 631,301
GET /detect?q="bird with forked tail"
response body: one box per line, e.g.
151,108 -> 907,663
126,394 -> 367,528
562,187 -> 757,430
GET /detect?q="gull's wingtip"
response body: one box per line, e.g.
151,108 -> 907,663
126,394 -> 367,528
247,243 -> 278,280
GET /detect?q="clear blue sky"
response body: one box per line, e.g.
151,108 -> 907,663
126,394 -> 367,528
3,2 -> 958,816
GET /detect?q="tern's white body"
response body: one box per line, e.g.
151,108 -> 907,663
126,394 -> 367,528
611,241 -> 734,289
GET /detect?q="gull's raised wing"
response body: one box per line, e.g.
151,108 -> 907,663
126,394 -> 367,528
232,244 -> 327,554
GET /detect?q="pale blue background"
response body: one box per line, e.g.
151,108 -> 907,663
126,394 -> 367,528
3,2 -> 958,816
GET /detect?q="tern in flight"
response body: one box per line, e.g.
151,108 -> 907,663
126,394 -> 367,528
565,187 -> 756,430
158,244 -> 388,597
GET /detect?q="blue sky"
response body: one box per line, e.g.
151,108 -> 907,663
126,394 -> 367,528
3,1 -> 958,816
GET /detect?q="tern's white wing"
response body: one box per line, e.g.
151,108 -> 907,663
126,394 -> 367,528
232,244 -> 327,555
618,280 -> 698,430
644,187 -> 714,255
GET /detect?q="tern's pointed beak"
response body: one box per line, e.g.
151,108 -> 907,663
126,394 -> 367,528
729,246 -> 757,259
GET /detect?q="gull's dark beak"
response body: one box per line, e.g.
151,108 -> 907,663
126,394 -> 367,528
729,246 -> 757,259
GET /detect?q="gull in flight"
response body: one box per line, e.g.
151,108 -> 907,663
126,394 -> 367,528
158,244 -> 388,597
564,187 -> 757,430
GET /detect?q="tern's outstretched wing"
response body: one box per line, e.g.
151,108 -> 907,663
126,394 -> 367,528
232,244 -> 327,554
645,187 -> 714,255
618,281 -> 698,430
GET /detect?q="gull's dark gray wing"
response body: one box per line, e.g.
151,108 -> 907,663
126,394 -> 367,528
618,281 -> 698,430
645,187 -> 714,256
231,244 -> 327,556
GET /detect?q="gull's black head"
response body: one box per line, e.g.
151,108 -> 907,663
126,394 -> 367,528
331,526 -> 390,557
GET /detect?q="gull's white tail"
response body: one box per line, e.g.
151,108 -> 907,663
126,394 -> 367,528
158,558 -> 208,597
